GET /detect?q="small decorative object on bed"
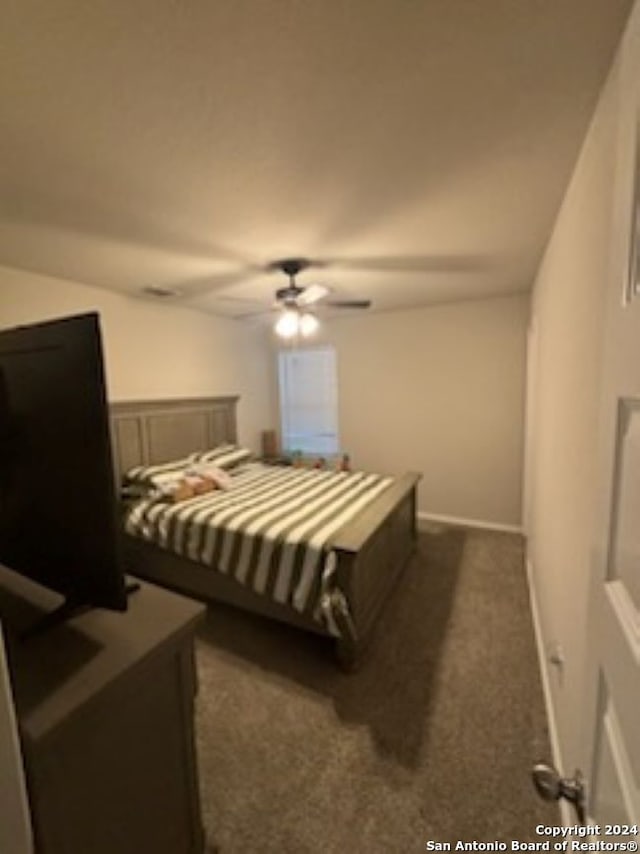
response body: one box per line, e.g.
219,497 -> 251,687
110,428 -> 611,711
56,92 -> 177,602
110,397 -> 420,670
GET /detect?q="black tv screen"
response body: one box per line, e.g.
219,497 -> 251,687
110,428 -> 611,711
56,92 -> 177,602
0,312 -> 127,612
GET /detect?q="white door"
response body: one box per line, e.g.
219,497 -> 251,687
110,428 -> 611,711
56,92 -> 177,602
581,11 -> 640,832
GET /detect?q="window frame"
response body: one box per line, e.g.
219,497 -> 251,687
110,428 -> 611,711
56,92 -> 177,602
277,345 -> 340,458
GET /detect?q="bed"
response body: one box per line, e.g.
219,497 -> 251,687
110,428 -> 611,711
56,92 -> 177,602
110,396 -> 420,669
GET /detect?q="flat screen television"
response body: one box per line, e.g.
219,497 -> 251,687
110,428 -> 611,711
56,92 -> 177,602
0,312 -> 128,622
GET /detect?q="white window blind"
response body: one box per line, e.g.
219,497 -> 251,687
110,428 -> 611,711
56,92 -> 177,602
278,347 -> 339,456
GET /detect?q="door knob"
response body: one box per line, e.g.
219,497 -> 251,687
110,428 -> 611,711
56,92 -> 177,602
532,762 -> 586,824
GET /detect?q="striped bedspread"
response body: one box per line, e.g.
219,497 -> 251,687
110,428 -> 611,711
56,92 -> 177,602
124,461 -> 393,624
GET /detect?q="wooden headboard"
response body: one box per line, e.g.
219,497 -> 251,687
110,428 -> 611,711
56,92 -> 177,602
109,396 -> 239,479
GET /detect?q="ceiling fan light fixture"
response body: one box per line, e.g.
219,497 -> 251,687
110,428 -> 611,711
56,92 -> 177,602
299,312 -> 319,336
275,309 -> 300,338
274,308 -> 320,339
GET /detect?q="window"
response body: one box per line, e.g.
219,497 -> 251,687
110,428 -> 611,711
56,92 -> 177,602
278,346 -> 339,456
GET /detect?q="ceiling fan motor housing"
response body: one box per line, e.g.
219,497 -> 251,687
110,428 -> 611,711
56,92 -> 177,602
276,284 -> 305,303
274,258 -> 310,304
278,258 -> 309,278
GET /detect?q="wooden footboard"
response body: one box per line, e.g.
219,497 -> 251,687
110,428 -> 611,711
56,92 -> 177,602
331,472 -> 420,669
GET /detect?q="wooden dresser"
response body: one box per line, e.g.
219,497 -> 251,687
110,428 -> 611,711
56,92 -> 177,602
0,566 -> 206,854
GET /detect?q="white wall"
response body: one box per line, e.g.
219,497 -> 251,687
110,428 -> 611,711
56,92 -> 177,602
525,9 -> 626,774
0,265 -> 272,450
273,293 -> 529,528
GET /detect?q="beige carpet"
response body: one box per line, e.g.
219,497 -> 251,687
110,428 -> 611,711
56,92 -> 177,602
194,524 -> 559,853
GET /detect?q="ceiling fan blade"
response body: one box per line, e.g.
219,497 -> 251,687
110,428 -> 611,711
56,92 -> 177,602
314,254 -> 492,274
297,284 -> 330,305
325,299 -> 372,309
165,266 -> 264,298
232,309 -> 277,319
211,294 -> 267,305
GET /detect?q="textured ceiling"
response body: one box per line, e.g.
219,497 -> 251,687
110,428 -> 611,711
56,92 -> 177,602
0,0 -> 633,318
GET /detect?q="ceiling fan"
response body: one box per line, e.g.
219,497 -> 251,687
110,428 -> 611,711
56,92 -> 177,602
140,251 -> 491,311
269,257 -> 372,311
265,258 -> 371,338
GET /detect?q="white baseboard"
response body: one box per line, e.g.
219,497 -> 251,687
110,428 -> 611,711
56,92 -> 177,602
525,556 -> 573,828
417,511 -> 523,535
